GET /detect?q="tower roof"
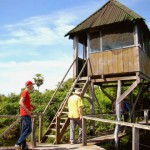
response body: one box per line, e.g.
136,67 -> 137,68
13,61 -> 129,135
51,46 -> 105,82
65,0 -> 148,37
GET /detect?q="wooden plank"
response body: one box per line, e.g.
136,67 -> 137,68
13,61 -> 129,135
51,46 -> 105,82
82,118 -> 87,146
56,116 -> 60,144
122,49 -> 129,72
117,77 -> 140,104
103,51 -> 108,74
112,50 -> 118,73
100,86 -> 115,102
128,48 -> 134,72
98,52 -> 104,75
88,54 -> 94,76
134,47 -> 140,71
117,50 -> 123,73
73,36 -> 78,78
114,80 -> 122,149
83,116 -> 150,130
0,115 -> 19,118
132,127 -> 139,150
89,54 -> 98,75
0,118 -> 20,138
92,76 -> 137,82
107,51 -> 113,74
31,117 -> 36,147
39,115 -> 43,142
95,53 -> 99,75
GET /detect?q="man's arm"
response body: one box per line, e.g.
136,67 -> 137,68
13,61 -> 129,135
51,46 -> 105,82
78,106 -> 83,120
19,97 -> 31,116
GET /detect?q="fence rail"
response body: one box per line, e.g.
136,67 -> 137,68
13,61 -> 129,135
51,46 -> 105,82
0,115 -> 37,148
82,109 -> 150,150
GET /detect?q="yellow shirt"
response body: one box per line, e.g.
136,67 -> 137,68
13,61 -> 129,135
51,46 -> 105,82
68,94 -> 83,118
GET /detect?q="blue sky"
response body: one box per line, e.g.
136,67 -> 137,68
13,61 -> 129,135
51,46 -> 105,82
0,0 -> 150,95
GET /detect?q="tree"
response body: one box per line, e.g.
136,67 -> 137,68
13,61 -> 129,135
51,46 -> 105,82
33,73 -> 44,91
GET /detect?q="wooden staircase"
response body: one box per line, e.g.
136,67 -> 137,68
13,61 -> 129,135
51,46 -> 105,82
41,59 -> 89,144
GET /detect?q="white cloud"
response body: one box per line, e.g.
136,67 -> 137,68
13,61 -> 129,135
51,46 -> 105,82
0,13 -> 75,46
0,59 -> 72,95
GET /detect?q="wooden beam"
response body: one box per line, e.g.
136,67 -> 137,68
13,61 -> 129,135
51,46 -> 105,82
139,72 -> 150,81
39,115 -> 43,143
134,25 -> 139,47
99,86 -> 115,102
89,82 -> 95,134
83,116 -> 150,130
132,127 -> 139,150
117,77 -> 140,104
82,118 -> 87,146
73,36 -> 78,78
55,116 -> 60,144
0,118 -> 20,138
114,80 -> 122,150
31,117 -> 36,147
92,76 -> 137,83
131,82 -> 144,114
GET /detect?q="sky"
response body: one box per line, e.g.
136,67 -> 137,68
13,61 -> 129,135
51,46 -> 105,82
0,0 -> 150,96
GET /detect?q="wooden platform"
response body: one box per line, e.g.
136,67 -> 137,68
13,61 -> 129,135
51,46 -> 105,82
0,133 -> 127,150
0,143 -> 105,150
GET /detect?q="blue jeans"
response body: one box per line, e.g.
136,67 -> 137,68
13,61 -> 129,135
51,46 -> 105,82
16,116 -> 32,149
70,118 -> 82,143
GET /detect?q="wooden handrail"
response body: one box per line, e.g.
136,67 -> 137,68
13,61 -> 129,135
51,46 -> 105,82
82,114 -> 150,150
57,58 -> 89,116
0,115 -> 38,146
42,58 -> 77,115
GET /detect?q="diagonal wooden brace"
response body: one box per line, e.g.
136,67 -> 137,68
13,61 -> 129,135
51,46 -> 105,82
117,77 -> 140,104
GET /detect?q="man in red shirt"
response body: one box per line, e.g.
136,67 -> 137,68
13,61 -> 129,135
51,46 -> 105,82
15,81 -> 35,150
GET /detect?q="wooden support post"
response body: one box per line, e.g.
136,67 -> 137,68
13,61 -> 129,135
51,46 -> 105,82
114,80 -> 121,150
89,82 -> 95,135
56,116 -> 60,144
39,114 -> 43,143
144,109 -> 148,124
130,92 -> 135,123
82,118 -> 87,146
73,36 -> 78,78
132,126 -> 139,150
31,117 -> 36,147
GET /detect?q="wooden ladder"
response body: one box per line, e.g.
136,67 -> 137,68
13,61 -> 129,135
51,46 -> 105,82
41,59 -> 89,143
41,77 -> 89,143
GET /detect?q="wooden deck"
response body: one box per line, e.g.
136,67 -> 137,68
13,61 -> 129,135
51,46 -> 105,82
0,143 -> 105,150
0,133 -> 127,150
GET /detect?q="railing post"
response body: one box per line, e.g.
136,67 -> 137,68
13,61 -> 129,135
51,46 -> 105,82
132,126 -> 139,150
31,116 -> 36,147
39,114 -> 43,143
82,117 -> 87,146
56,116 -> 60,144
144,109 -> 148,124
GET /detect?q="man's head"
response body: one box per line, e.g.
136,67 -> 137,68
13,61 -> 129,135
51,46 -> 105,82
74,89 -> 82,95
25,80 -> 34,91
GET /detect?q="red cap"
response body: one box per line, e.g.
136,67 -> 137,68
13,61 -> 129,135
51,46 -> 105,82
25,81 -> 34,87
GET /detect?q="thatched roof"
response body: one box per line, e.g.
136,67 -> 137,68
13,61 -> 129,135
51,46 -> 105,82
65,0 -> 149,37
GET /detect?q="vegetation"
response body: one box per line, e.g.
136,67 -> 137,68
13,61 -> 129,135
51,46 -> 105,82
33,73 -> 44,91
0,78 -> 150,149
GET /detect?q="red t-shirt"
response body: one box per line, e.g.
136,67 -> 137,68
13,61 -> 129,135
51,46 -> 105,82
20,90 -> 32,116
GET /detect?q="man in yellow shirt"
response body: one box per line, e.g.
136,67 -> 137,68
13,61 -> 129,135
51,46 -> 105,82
68,89 -> 83,144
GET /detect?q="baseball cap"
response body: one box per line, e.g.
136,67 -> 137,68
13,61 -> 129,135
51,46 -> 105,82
25,81 -> 34,87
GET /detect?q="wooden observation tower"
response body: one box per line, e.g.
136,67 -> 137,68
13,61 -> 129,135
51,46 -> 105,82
41,0 -> 150,145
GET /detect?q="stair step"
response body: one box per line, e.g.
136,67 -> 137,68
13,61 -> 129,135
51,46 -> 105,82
61,117 -> 67,120
79,77 -> 88,81
60,123 -> 65,126
46,134 -> 56,138
62,111 -> 68,114
51,128 -> 56,131
76,82 -> 84,85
